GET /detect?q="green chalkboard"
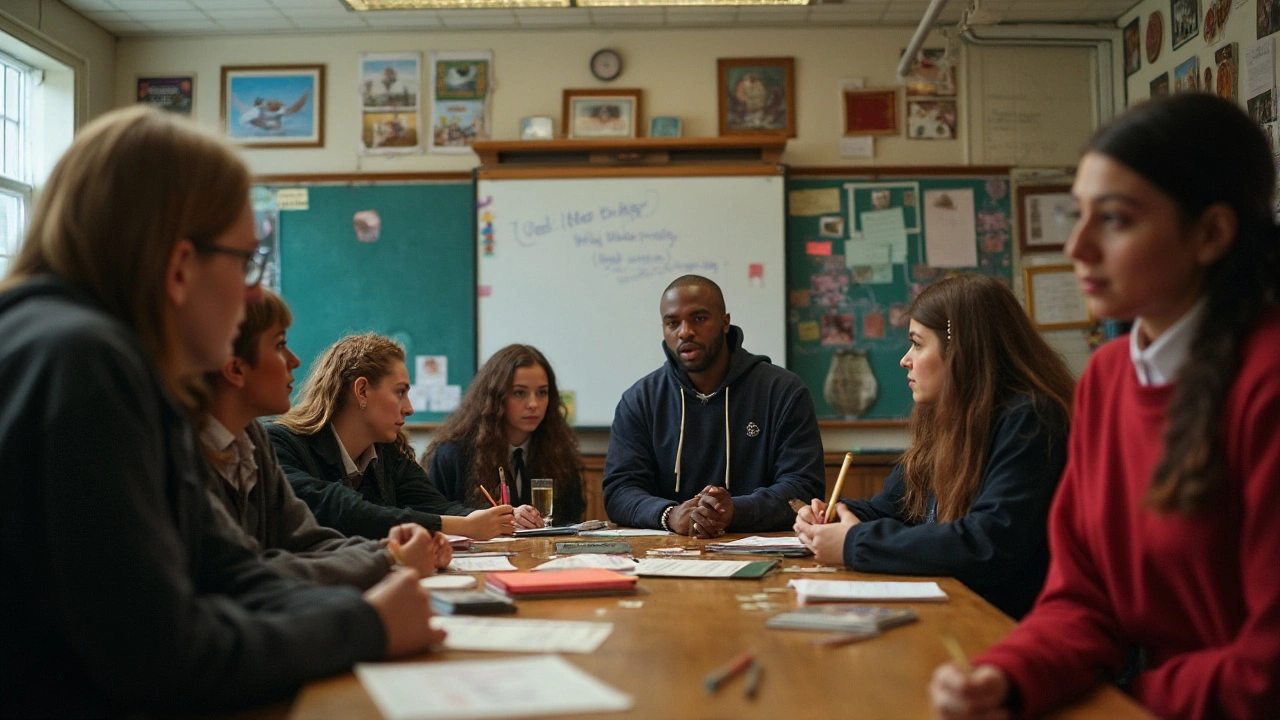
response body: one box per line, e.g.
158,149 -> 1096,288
786,175 -> 1013,421
264,182 -> 475,422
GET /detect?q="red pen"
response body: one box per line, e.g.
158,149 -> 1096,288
499,467 -> 510,505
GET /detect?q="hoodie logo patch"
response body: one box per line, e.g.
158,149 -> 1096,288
745,422 -> 760,438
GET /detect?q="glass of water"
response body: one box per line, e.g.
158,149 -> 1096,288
531,478 -> 554,527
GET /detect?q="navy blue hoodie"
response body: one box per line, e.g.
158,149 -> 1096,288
602,325 -> 825,531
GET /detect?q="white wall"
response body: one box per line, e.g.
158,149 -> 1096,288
0,0 -> 115,124
111,23 -> 1104,454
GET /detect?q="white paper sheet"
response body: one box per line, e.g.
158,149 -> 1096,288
1247,38 -> 1275,98
430,616 -> 615,653
356,655 -> 633,720
788,579 -> 948,602
578,529 -> 673,537
447,557 -> 518,572
859,208 -> 909,263
843,239 -> 892,267
839,136 -> 874,159
634,559 -> 753,578
711,536 -> 806,548
533,555 -> 638,572
922,188 -> 978,268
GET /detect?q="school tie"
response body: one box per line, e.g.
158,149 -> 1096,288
512,448 -> 529,507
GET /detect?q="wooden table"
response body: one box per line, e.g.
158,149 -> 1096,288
280,533 -> 1148,720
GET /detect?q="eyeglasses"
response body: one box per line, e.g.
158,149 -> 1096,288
197,243 -> 273,287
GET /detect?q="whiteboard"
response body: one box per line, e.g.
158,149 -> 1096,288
477,174 -> 787,427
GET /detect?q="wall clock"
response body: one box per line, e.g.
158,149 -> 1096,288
591,49 -> 623,82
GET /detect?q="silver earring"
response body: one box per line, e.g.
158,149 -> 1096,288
360,402 -> 367,411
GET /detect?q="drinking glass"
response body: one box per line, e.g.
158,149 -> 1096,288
531,478 -> 554,527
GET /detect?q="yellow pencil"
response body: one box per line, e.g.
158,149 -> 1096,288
824,452 -> 854,522
940,635 -> 973,672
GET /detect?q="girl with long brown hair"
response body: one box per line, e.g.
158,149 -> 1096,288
269,333 -> 513,540
931,94 -> 1280,720
422,344 -> 585,528
795,274 -> 1074,619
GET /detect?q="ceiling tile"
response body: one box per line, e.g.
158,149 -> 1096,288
109,0 -> 198,10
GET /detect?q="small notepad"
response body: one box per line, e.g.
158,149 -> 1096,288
788,579 -> 948,604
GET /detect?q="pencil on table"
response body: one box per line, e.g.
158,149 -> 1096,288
703,650 -> 755,694
743,658 -> 763,698
941,635 -> 974,672
825,452 -> 855,522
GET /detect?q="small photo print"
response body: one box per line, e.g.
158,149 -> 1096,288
520,116 -> 554,140
820,313 -> 856,346
818,215 -> 845,238
435,59 -> 489,100
1150,72 -> 1171,97
1250,89 -> 1278,124
1173,55 -> 1200,92
888,302 -> 911,328
871,189 -> 892,209
1124,18 -> 1142,77
1215,43 -> 1238,101
862,311 -> 886,340
649,116 -> 682,138
906,99 -> 957,140
137,76 -> 194,116
362,111 -> 418,149
1171,0 -> 1199,49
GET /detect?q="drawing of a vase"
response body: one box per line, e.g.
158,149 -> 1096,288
823,348 -> 878,418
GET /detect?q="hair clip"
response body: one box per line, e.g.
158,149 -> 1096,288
946,319 -> 952,342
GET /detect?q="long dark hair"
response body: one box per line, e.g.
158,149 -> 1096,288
1086,93 -> 1280,513
422,344 -> 585,522
900,274 -> 1074,523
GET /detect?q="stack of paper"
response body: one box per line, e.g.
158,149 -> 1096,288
447,556 -> 518,573
788,579 -> 948,604
533,555 -> 638,572
429,616 -> 614,653
443,534 -> 473,551
634,558 -> 778,579
706,535 -> 812,557
356,655 -> 633,720
765,604 -> 918,632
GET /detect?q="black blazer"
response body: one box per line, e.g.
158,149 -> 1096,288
267,423 -> 478,538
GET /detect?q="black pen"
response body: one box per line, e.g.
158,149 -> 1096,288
744,658 -> 763,698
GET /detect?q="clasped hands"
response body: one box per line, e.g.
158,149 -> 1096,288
667,486 -> 735,538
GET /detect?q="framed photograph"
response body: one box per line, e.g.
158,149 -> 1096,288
221,64 -> 324,148
1260,0 -> 1280,39
136,75 -> 194,116
1016,184 -> 1075,253
562,88 -> 642,139
1174,55 -> 1200,93
717,57 -> 795,137
1215,43 -> 1238,101
359,52 -> 421,156
1024,264 -> 1092,330
520,115 -> 554,140
1170,0 -> 1199,50
1124,18 -> 1142,77
1150,72 -> 1171,98
906,98 -> 957,140
842,88 -> 899,136
901,48 -> 957,96
649,116 -> 682,138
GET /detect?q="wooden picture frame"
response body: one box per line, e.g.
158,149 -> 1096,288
717,57 -> 795,137
842,88 -> 899,136
136,75 -> 195,116
1016,184 -> 1074,253
562,88 -> 643,139
1024,264 -> 1092,330
220,64 -> 325,148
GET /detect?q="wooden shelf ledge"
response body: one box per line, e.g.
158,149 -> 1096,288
471,135 -> 787,167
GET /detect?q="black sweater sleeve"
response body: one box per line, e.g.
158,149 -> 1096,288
840,399 -> 1067,610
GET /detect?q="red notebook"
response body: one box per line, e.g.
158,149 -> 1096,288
485,569 -> 638,599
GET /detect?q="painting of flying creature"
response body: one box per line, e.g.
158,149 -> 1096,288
221,65 -> 325,148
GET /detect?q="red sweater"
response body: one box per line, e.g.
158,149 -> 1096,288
977,311 -> 1280,719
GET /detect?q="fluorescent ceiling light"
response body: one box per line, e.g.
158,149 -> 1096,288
345,0 -> 806,8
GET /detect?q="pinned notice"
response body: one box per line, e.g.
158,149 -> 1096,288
806,241 -> 833,256
789,188 -> 842,216
275,188 -> 309,211
859,208 -> 909,263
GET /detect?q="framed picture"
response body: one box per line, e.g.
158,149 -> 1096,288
901,48 -> 957,96
221,64 -> 324,148
520,115 -> 554,140
1024,264 -> 1092,330
717,57 -> 795,137
1150,72 -> 1170,97
562,88 -> 642,139
842,88 -> 899,136
906,98 -> 957,140
1123,18 -> 1141,77
359,52 -> 421,156
649,116 -> 682,138
1173,55 -> 1200,93
1016,184 -> 1075,253
136,75 -> 194,116
1170,0 -> 1198,50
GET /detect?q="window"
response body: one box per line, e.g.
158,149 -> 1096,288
0,50 -> 30,277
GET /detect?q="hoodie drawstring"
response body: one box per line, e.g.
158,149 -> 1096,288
673,385 -> 731,493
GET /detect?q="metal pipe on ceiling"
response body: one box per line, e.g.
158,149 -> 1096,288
896,0 -> 951,80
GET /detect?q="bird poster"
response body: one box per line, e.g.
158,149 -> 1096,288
221,64 -> 324,148
358,52 -> 422,156
429,51 -> 493,154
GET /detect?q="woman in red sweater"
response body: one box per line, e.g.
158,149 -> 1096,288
929,95 -> 1280,719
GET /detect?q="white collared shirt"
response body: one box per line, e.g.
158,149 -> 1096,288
509,440 -> 531,496
332,424 -> 378,479
199,417 -> 259,494
1129,299 -> 1207,387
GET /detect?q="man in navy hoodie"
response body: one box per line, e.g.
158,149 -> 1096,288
602,275 -> 825,536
